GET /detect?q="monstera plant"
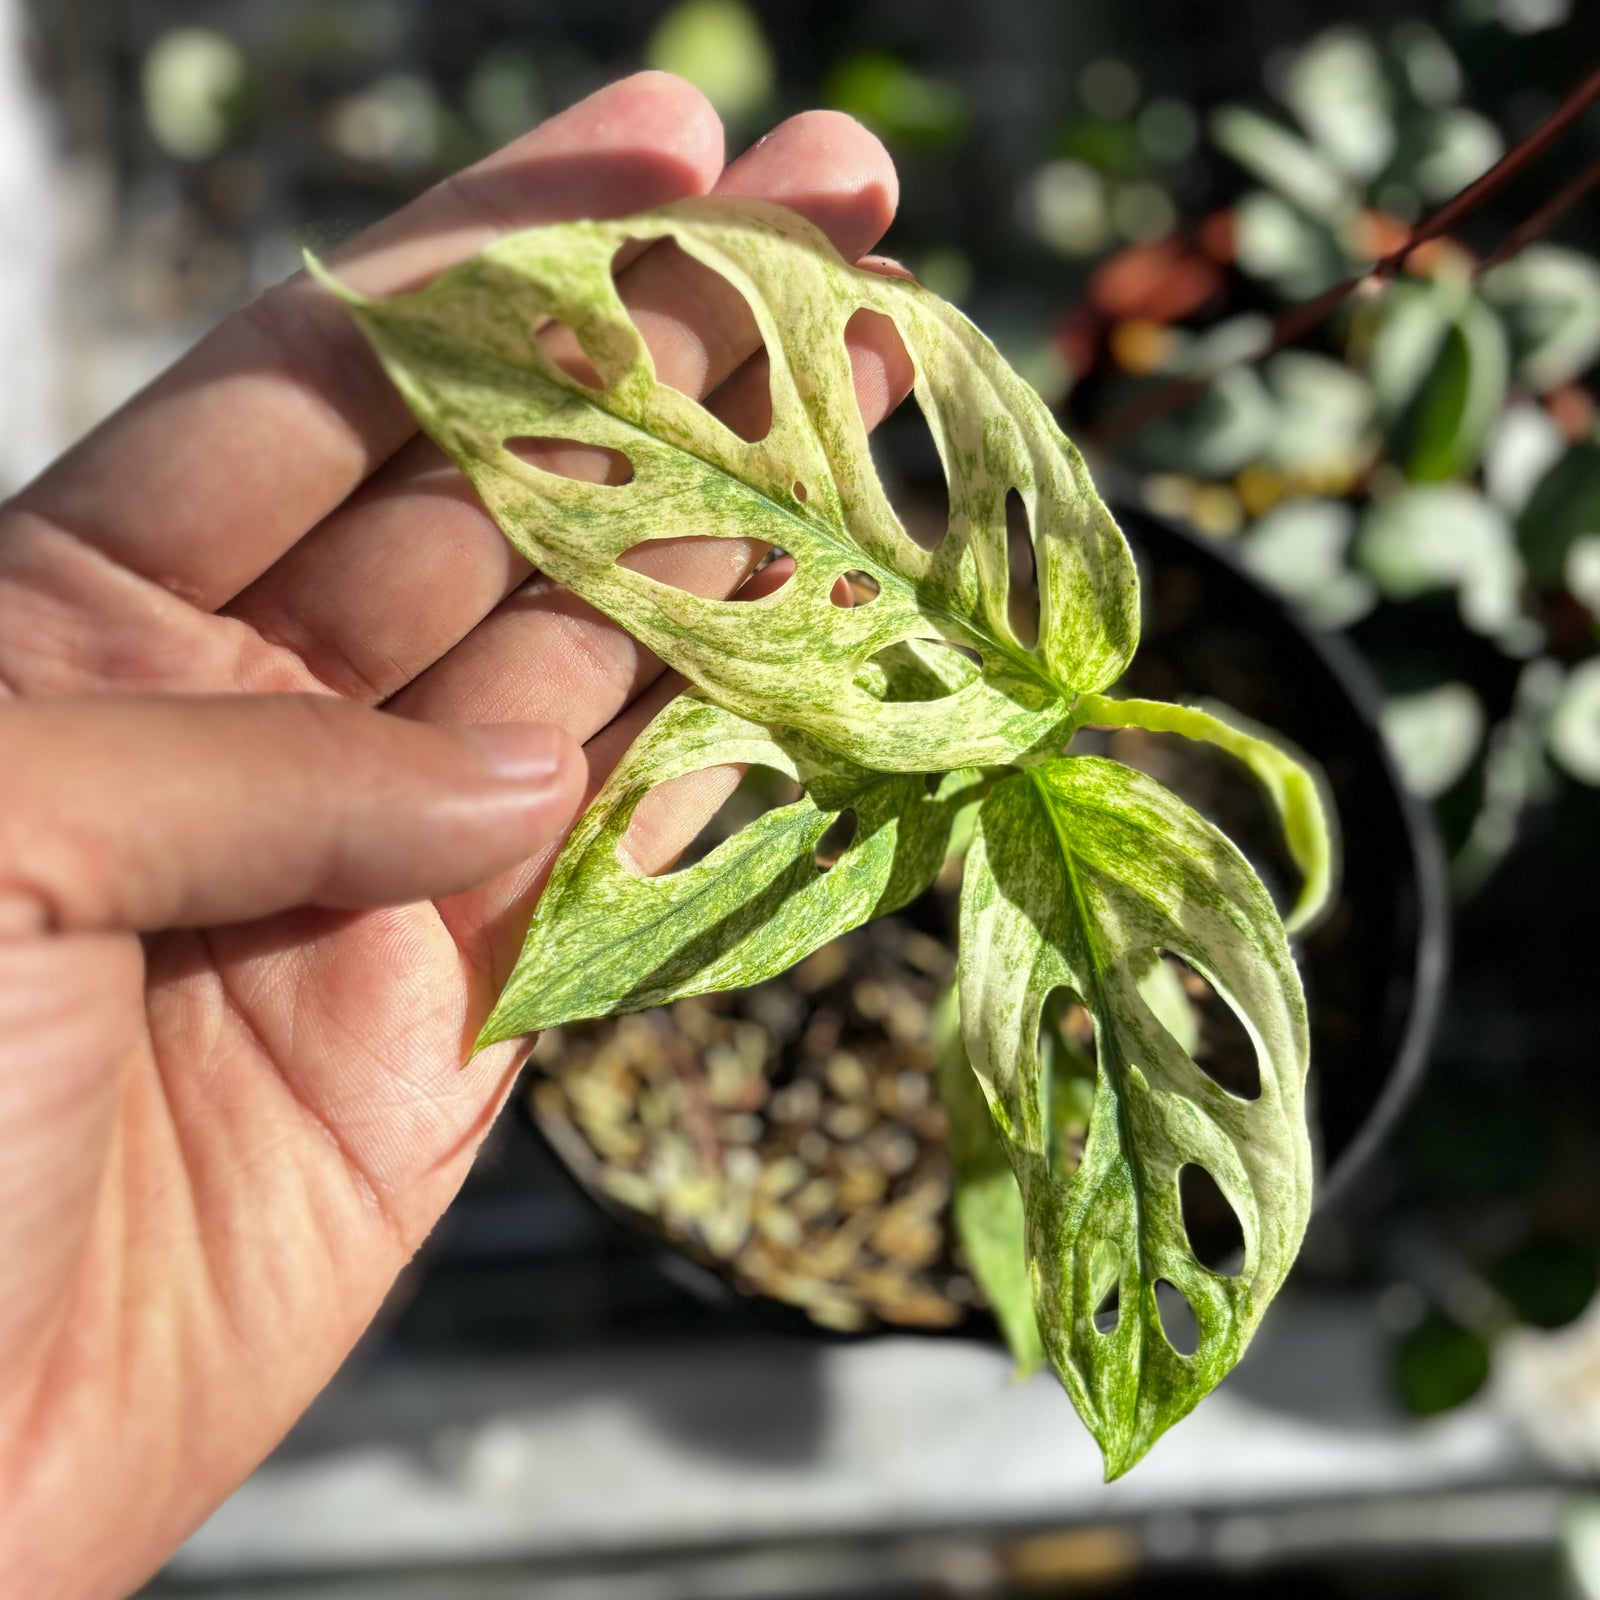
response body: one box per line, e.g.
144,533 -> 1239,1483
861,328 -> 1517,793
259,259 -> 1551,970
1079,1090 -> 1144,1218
314,196 -> 1334,1477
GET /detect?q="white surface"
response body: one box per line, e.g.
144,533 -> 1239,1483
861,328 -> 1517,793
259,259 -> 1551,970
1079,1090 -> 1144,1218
171,1293 -> 1535,1577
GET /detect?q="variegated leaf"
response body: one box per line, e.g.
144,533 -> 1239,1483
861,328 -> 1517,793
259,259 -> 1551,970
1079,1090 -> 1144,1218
940,952 -> 1202,1378
311,197 -> 1139,771
479,692 -> 986,1046
1075,694 -> 1337,932
958,758 -> 1312,1477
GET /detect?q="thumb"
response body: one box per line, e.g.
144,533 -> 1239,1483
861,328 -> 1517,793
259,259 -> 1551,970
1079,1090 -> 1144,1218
0,695 -> 586,934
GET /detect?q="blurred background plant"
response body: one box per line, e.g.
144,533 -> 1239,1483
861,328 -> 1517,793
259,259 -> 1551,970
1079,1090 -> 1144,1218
1055,24 -> 1600,903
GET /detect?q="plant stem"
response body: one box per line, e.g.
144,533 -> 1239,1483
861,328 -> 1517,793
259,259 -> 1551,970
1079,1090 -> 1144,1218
1089,61 -> 1600,452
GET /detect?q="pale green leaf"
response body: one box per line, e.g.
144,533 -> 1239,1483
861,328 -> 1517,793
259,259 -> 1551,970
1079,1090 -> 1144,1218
1210,105 -> 1355,220
1380,683 -> 1483,800
1359,483 -> 1532,649
479,692 -> 986,1045
958,758 -> 1313,1478
1400,108 -> 1502,204
645,0 -> 774,120
1136,367 -> 1278,480
1261,351 -> 1376,479
1282,29 -> 1395,182
1240,498 -> 1376,631
1482,245 -> 1600,394
1484,402 -> 1565,518
1232,191 -> 1348,301
1550,659 -> 1600,785
1073,695 -> 1337,933
1368,280 -> 1453,425
310,197 -> 1138,771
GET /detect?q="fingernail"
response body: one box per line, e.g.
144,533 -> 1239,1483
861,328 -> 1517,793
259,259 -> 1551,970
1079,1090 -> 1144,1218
464,723 -> 568,783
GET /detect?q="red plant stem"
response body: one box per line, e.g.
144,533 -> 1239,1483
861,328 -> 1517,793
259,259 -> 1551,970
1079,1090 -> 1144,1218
1089,61 -> 1600,453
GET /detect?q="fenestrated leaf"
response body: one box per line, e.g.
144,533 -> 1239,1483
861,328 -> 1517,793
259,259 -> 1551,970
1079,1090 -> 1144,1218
479,691 -> 987,1045
1073,694 -> 1337,932
311,197 -> 1138,771
958,758 -> 1312,1478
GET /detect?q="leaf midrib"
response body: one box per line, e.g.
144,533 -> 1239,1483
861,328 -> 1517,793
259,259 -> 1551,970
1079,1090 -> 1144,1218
1026,764 -> 1153,1452
440,307 -> 1066,707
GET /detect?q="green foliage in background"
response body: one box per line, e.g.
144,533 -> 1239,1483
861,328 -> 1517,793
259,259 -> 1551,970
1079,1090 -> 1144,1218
1099,22 -> 1600,895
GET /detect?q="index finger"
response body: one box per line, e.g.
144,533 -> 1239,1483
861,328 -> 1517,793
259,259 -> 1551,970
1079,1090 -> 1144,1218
4,72 -> 724,611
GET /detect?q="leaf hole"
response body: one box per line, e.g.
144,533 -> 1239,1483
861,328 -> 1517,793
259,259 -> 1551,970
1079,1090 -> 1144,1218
830,570 -> 882,608
1155,952 -> 1261,1102
533,316 -> 604,390
814,808 -> 858,871
1043,985 -> 1094,1177
504,436 -> 634,486
617,535 -> 774,598
1179,1164 -> 1245,1276
1041,988 -> 1098,1180
1155,1279 -> 1200,1357
615,237 -> 773,444
621,763 -> 803,878
1088,1237 -> 1120,1332
856,309 -> 947,553
1006,488 -> 1041,648
1093,1282 -> 1120,1334
853,639 -> 979,703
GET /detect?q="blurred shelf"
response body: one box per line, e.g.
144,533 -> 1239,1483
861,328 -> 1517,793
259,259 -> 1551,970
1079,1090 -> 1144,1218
153,1289 -> 1560,1593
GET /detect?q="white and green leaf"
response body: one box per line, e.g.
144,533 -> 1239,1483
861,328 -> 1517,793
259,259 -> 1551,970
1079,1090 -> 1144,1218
312,197 -> 1139,771
480,692 -> 986,1045
958,758 -> 1313,1478
312,198 -> 1321,1475
1073,694 -> 1337,932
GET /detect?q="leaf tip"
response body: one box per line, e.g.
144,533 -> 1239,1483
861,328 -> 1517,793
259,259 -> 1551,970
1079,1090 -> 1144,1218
471,1013 -> 515,1058
301,246 -> 366,308
1097,1428 -> 1154,1483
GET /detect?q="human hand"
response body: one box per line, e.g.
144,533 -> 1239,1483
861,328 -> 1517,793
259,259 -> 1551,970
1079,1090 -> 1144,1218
0,73 -> 908,1597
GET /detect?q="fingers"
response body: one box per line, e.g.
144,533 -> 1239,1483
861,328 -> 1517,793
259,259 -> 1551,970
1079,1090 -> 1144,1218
423,558 -> 797,981
3,73 -> 725,613
0,698 -> 585,935
227,109 -> 904,705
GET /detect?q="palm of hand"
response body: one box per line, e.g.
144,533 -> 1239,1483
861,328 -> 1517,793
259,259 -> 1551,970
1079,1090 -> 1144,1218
0,75 -> 906,1596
